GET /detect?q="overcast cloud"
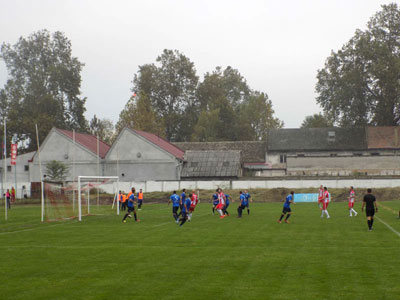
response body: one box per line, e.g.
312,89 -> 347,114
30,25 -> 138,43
0,0 -> 394,128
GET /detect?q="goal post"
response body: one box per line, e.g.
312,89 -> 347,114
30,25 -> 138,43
77,176 -> 119,221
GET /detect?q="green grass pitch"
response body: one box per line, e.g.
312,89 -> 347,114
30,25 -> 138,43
1,201 -> 399,300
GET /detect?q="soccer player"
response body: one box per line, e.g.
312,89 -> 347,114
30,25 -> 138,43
278,191 -> 294,223
122,188 -> 139,223
178,188 -> 186,218
244,190 -> 251,214
212,190 -> 218,215
223,194 -> 231,216
237,191 -> 246,218
137,189 -> 144,210
179,194 -> 192,227
348,186 -> 358,217
215,188 -> 226,219
321,187 -> 330,218
318,185 -> 324,210
362,188 -> 378,231
188,190 -> 199,221
168,190 -> 180,223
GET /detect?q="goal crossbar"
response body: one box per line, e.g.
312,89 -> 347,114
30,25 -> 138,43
78,176 -> 119,221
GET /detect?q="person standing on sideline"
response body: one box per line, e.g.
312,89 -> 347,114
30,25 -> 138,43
362,189 -> 378,231
11,187 -> 15,203
6,189 -> 11,209
348,186 -> 358,217
318,185 -> 324,210
137,189 -> 144,210
278,191 -> 294,223
321,187 -> 330,218
168,191 -> 181,223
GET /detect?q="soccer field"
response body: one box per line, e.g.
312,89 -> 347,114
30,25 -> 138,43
1,201 -> 399,300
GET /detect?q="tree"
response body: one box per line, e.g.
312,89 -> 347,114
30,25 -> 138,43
45,160 -> 69,181
0,30 -> 88,152
316,3 -> 400,126
131,49 -> 198,141
301,113 -> 332,128
89,115 -> 115,145
116,92 -> 165,137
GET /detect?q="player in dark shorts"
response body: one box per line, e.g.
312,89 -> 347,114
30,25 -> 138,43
168,191 -> 181,223
362,188 -> 378,231
122,188 -> 140,223
278,191 -> 294,224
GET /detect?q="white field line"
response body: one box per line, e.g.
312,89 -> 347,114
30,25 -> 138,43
375,216 -> 400,239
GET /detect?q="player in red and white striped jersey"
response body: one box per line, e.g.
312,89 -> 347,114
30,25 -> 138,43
216,188 -> 226,219
348,186 -> 358,217
321,187 -> 330,218
188,190 -> 199,221
318,185 -> 324,210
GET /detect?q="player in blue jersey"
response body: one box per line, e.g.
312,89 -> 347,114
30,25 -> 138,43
244,190 -> 251,215
212,189 -> 219,215
168,190 -> 181,223
237,191 -> 247,218
122,188 -> 140,223
223,194 -> 231,216
177,188 -> 186,218
278,191 -> 294,224
179,194 -> 192,227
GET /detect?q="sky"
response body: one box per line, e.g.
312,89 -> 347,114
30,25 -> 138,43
0,0 -> 395,129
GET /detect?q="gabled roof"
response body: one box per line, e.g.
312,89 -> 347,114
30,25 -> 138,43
57,128 -> 110,158
132,129 -> 185,160
367,127 -> 400,149
267,128 -> 367,151
181,150 -> 241,177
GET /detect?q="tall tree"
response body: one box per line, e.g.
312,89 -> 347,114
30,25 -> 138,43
116,92 -> 165,137
89,115 -> 115,145
0,30 -> 87,151
301,113 -> 332,128
131,49 -> 198,141
316,3 -> 400,126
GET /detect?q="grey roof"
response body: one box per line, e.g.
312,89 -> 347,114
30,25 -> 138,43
267,128 -> 367,151
173,141 -> 266,163
181,150 -> 242,178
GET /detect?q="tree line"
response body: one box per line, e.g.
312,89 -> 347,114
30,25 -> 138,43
1,3 -> 400,152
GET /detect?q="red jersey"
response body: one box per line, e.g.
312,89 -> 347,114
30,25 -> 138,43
349,190 -> 355,203
318,188 -> 324,201
324,190 -> 330,203
191,194 -> 199,207
218,192 -> 225,205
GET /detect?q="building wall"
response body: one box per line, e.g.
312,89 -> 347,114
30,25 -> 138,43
287,155 -> 400,176
105,128 -> 181,181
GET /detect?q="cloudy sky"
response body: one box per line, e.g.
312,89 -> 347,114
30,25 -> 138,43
0,0 -> 394,128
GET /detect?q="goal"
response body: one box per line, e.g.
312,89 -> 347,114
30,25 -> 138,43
43,176 -> 119,222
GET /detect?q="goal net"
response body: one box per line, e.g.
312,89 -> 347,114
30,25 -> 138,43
43,176 -> 119,222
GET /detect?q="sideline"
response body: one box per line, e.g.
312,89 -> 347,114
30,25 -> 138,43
0,221 -> 75,236
375,216 -> 400,239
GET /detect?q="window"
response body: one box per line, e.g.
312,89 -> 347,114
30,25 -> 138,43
280,154 -> 287,163
353,153 -> 363,157
24,165 -> 29,171
371,152 -> 380,156
7,166 -> 11,172
297,154 -> 305,157
190,162 -> 198,167
222,161 -> 230,167
328,131 -> 335,137
330,153 -> 337,157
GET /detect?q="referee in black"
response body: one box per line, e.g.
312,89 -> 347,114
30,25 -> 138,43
361,188 -> 378,231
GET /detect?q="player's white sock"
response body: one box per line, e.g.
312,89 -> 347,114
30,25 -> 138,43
349,209 -> 352,217
321,210 -> 325,217
326,210 -> 330,218
218,209 -> 223,216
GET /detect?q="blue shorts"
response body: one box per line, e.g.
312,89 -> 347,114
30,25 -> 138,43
213,201 -> 218,206
282,207 -> 291,213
